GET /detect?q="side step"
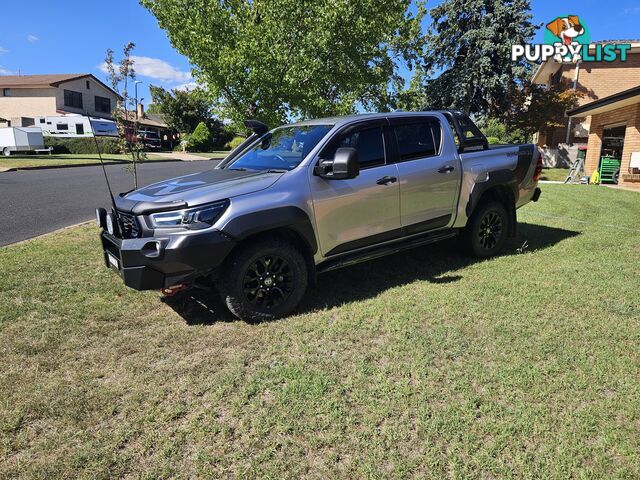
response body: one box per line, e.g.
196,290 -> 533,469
317,229 -> 459,274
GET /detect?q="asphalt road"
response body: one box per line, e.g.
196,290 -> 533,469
0,160 -> 220,247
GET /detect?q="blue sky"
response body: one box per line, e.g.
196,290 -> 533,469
0,0 -> 639,104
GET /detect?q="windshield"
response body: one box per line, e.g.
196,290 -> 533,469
226,124 -> 333,171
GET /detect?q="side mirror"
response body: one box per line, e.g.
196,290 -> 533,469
314,147 -> 360,180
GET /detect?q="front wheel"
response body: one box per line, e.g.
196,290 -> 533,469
219,237 -> 308,322
461,201 -> 509,258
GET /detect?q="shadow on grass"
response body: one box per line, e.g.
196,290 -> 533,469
164,222 -> 579,325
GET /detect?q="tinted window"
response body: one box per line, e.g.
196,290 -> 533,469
76,123 -> 84,135
57,123 -> 68,131
226,124 -> 333,172
64,90 -> 83,109
394,121 -> 441,161
323,126 -> 385,168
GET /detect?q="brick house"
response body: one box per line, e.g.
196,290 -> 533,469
531,41 -> 640,184
567,86 -> 640,185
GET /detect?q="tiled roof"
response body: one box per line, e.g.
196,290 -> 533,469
0,73 -> 91,87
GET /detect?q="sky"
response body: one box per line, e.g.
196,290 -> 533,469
0,0 -> 639,105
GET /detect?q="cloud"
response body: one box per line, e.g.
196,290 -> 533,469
99,56 -> 192,84
0,47 -> 8,54
622,7 -> 640,14
0,66 -> 15,75
174,81 -> 200,91
27,34 -> 39,42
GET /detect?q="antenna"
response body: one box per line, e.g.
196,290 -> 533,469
87,114 -> 118,214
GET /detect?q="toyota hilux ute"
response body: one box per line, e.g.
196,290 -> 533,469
97,111 -> 542,322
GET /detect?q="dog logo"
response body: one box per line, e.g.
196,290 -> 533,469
546,16 -> 586,46
511,15 -> 629,64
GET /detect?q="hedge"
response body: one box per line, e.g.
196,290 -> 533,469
44,136 -> 122,155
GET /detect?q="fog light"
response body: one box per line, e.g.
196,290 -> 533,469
95,208 -> 107,228
106,213 -> 115,235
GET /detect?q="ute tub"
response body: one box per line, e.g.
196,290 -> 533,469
101,229 -> 235,290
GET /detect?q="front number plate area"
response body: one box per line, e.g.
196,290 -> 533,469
107,252 -> 120,270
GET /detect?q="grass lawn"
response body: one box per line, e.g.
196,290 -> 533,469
540,167 -> 570,182
1,184 -> 639,478
0,153 -> 176,170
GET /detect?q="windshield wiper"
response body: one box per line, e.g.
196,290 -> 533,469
264,168 -> 287,173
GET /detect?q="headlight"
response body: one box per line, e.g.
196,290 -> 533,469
149,200 -> 230,229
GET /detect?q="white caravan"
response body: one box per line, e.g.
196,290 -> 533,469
0,127 -> 45,156
34,114 -> 118,137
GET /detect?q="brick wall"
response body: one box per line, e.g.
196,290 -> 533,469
584,103 -> 640,184
539,51 -> 640,148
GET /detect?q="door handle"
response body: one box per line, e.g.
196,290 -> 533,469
438,165 -> 455,174
376,176 -> 397,185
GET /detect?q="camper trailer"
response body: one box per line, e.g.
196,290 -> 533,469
0,127 -> 45,156
34,115 -> 118,138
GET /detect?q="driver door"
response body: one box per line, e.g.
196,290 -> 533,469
308,120 -> 401,256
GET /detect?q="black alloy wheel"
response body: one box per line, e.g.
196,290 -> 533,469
242,254 -> 294,308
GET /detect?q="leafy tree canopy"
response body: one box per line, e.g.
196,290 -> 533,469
407,0 -> 537,120
141,0 -> 425,127
148,85 -> 215,134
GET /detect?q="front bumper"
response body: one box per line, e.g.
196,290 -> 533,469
101,229 -> 235,290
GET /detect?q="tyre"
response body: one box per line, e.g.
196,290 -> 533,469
2,147 -> 11,157
461,200 -> 509,258
219,236 -> 308,322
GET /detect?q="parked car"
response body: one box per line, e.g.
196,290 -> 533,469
96,111 -> 542,321
0,127 -> 45,156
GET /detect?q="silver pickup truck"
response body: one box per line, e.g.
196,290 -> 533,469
97,110 -> 542,321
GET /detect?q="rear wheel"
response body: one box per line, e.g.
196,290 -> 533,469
220,237 -> 308,322
461,200 -> 509,258
2,147 -> 11,157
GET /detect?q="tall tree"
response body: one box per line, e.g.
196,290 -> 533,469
103,42 -> 146,189
409,0 -> 536,124
148,85 -> 214,134
141,0 -> 425,126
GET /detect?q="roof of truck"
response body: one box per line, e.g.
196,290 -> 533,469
289,110 -> 447,128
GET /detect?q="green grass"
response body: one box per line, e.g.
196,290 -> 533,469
1,184 -> 639,478
0,153 -> 176,170
540,167 -> 570,182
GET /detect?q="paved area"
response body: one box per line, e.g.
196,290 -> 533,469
0,160 -> 220,247
147,152 -> 223,162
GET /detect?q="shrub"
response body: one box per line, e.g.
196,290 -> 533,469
44,136 -> 122,154
225,136 -> 246,150
186,122 -> 211,152
486,136 -> 501,145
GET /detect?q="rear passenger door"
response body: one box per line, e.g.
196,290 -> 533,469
309,120 -> 401,256
390,117 -> 461,233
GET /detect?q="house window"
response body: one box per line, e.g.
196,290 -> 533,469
2,88 -> 11,97
76,123 -> 84,135
86,80 -> 91,90
95,95 -> 111,113
57,123 -> 69,131
64,89 -> 83,109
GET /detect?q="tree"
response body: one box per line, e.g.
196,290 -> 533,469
186,121 -> 212,152
510,80 -> 582,142
407,0 -> 536,126
148,85 -> 213,134
103,42 -> 146,189
140,0 -> 425,127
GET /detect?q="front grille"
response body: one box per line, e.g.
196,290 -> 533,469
117,212 -> 140,238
